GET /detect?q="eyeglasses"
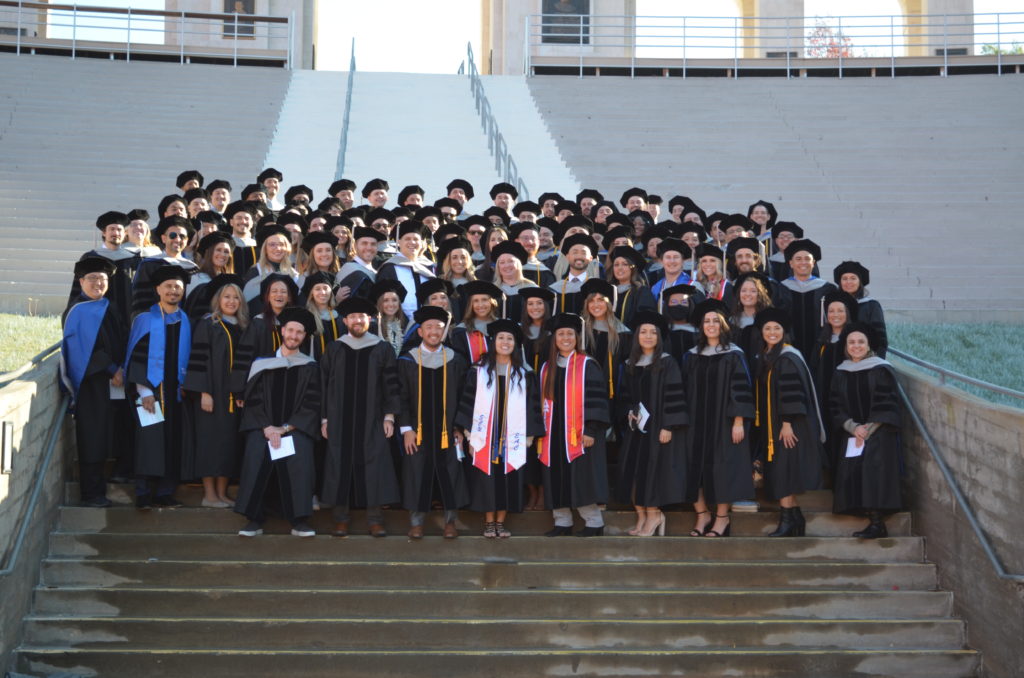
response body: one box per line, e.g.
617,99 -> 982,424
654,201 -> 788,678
166,232 -> 188,240
83,274 -> 109,283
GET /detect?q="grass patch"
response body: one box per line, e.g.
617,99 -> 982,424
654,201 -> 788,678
888,322 -> 1024,408
0,313 -> 62,374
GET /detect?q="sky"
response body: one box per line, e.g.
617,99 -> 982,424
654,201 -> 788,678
41,0 -> 1024,71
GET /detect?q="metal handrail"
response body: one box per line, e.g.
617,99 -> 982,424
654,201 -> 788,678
895,380 -> 1024,582
0,341 -> 67,577
889,348 -> 1024,402
525,11 -> 1024,78
465,42 -> 530,201
335,37 -> 356,180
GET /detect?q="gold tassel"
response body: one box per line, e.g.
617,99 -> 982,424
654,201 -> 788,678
440,346 -> 449,448
607,348 -> 614,398
416,347 -> 424,445
767,368 -> 775,462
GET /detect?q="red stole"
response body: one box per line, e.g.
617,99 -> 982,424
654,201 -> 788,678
538,352 -> 587,466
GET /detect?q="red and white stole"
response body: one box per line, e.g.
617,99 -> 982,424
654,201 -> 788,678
469,364 -> 528,475
538,351 -> 588,466
466,330 -> 489,363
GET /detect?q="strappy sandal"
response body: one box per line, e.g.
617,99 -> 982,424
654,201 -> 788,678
704,514 -> 731,538
483,521 -> 497,538
495,522 -> 511,538
689,510 -> 711,537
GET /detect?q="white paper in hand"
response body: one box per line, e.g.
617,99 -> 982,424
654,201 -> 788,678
844,436 -> 864,458
109,383 -> 126,400
269,434 -> 296,460
136,402 -> 164,427
636,402 -> 651,434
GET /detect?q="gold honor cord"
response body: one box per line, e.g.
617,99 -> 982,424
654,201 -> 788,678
767,368 -> 775,462
607,347 -> 614,398
217,319 -> 235,413
494,363 -> 511,465
415,346 -> 450,449
561,278 -> 568,312
618,289 -> 632,323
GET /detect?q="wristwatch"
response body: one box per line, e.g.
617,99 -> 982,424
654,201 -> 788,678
282,424 -> 293,434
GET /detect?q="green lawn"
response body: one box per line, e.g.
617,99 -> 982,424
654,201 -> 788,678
888,322 -> 1024,408
0,314 -> 62,374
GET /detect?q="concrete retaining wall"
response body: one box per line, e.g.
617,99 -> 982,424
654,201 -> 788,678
897,365 -> 1024,678
0,353 -> 73,672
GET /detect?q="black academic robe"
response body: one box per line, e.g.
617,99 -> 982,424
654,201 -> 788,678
585,326 -> 632,403
829,362 -> 903,515
522,262 -> 556,288
396,347 -> 470,512
182,317 -> 246,479
780,278 -> 837,360
811,331 -> 848,472
448,324 -> 492,365
307,311 -> 343,361
235,354 -> 322,522
614,356 -> 688,507
857,298 -> 888,358
667,325 -> 698,369
682,346 -> 756,505
131,257 -> 198,317
126,319 -> 186,480
541,356 -> 611,509
232,243 -> 259,278
613,284 -> 657,328
336,260 -> 377,300
61,299 -> 126,467
241,313 -> 283,362
320,337 -> 402,509
734,319 -> 761,368
454,368 -> 545,513
752,348 -> 826,500
66,248 -> 139,330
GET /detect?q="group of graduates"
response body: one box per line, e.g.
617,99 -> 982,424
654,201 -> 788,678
59,168 -> 902,540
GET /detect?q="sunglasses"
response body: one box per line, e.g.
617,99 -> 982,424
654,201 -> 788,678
468,230 -> 485,236
166,232 -> 188,240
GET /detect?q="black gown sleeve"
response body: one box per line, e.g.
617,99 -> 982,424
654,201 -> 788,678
583,358 -> 611,436
661,358 -> 689,429
453,366 -> 479,432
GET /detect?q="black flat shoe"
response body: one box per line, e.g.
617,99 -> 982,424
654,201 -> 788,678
544,525 -> 573,537
152,495 -> 184,508
81,496 -> 112,508
135,493 -> 152,510
575,526 -> 604,537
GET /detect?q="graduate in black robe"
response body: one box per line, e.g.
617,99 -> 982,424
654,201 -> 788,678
447,280 -> 501,364
60,257 -> 127,507
125,264 -> 193,508
682,300 -> 756,538
834,261 -> 888,358
811,291 -> 859,477
548,233 -> 600,315
66,211 -> 139,332
320,298 -> 402,537
829,324 -> 903,539
661,284 -> 700,368
455,320 -> 545,537
131,217 -> 199,317
580,278 -> 633,406
538,313 -> 611,537
520,287 -> 555,511
752,309 -> 827,538
235,308 -> 322,537
608,246 -> 656,329
397,306 -> 470,539
779,239 -> 836,360
236,273 -> 300,367
615,312 -> 688,537
182,274 -> 247,507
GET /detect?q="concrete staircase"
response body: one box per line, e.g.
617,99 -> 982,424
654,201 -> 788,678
342,72 -> 505,215
0,53 -> 290,314
10,483 -> 978,677
528,74 -> 1024,320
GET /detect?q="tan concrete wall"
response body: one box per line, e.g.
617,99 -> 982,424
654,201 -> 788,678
896,364 -> 1024,678
164,0 -> 305,65
0,354 -> 74,672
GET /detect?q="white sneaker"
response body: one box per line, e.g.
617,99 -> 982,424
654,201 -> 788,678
238,521 -> 263,537
291,523 -> 315,537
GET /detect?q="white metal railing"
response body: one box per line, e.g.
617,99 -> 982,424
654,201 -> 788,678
466,42 -> 530,201
525,12 -> 1024,77
0,0 -> 292,67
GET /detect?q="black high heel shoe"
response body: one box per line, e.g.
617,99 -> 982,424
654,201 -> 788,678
689,510 -> 711,537
704,513 -> 731,538
544,525 -> 573,537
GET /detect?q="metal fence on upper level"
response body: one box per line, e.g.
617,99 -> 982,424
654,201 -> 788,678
526,11 -> 1024,77
0,0 -> 293,67
466,42 -> 530,201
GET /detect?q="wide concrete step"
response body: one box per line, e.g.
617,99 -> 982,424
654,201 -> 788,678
56,504 -> 915,538
12,647 -> 981,678
39,558 -> 939,590
21,616 -> 965,651
31,586 -> 954,620
47,533 -> 926,564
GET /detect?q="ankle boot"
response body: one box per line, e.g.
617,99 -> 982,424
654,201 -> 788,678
853,512 -> 888,539
769,507 -> 797,537
791,506 -> 806,536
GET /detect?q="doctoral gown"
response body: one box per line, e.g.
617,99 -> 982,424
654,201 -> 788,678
235,353 -> 322,522
752,347 -> 826,500
454,368 -> 545,512
857,297 -> 888,358
829,360 -> 903,515
811,331 -> 848,471
682,345 -> 756,505
182,316 -> 246,479
613,284 -> 657,328
540,356 -> 611,509
320,335 -> 402,510
66,248 -> 139,329
396,346 -> 470,512
780,277 -> 836,360
614,355 -> 688,507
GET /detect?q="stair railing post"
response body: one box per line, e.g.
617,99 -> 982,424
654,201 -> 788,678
578,14 -> 583,78
890,14 -> 895,77
72,4 -> 77,60
682,15 -> 686,78
179,9 -> 185,64
126,6 -> 131,62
